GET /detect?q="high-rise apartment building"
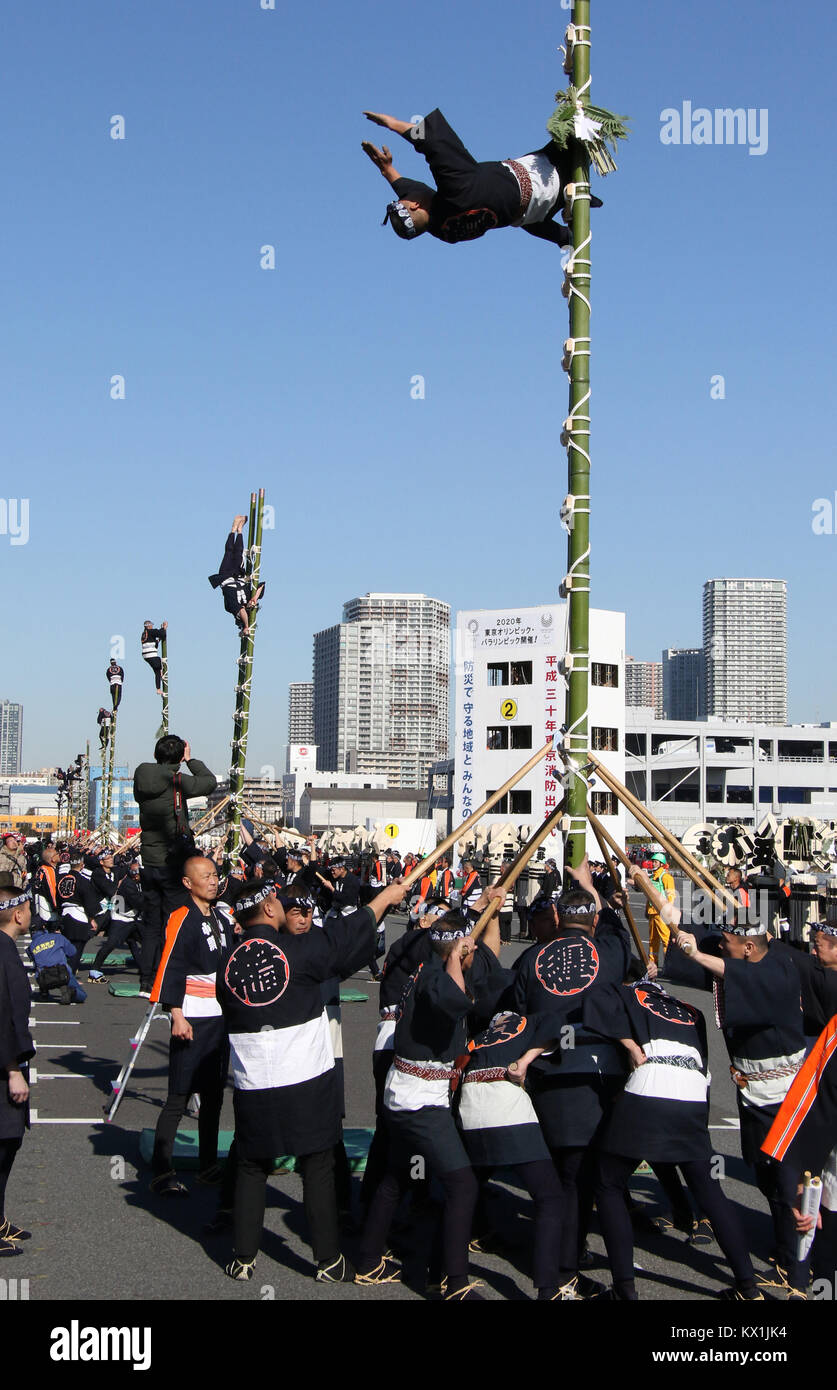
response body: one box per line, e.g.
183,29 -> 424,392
313,593 -> 450,788
625,658 -> 663,718
662,647 -> 705,720
0,702 -> 23,776
288,682 -> 314,744
703,579 -> 787,724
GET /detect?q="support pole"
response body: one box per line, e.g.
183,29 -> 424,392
84,741 -> 90,834
586,806 -> 647,965
561,0 -> 593,872
102,711 -> 117,843
587,753 -> 736,914
401,740 -> 555,891
159,628 -> 169,737
224,490 -> 265,871
471,800 -> 566,941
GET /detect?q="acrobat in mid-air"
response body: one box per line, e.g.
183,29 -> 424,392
208,516 -> 266,637
362,108 -> 602,248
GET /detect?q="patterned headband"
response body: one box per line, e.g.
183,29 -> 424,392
815,923 -> 837,939
428,926 -> 471,943
0,889 -> 31,911
558,898 -> 597,918
234,883 -> 276,917
280,895 -> 315,913
722,922 -> 767,938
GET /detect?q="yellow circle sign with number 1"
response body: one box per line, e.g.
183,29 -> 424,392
384,823 -> 399,839
500,699 -> 518,721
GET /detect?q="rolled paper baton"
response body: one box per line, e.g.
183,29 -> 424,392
798,1172 -> 822,1262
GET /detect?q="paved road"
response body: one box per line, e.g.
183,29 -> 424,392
6,900 -> 795,1303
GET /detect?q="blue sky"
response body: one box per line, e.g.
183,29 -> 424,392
3,0 -> 836,773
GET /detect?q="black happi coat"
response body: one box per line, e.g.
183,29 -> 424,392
151,900 -> 231,1016
719,947 -> 806,1112
458,1010 -> 562,1168
509,910 -> 632,1145
392,109 -> 570,247
216,907 -> 377,1158
0,932 -> 35,1139
586,979 -> 713,1163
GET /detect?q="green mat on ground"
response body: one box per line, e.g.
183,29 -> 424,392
82,950 -> 132,965
339,990 -> 368,1003
108,982 -> 143,997
139,1127 -> 375,1173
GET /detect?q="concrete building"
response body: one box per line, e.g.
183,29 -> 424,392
625,658 -> 663,718
662,647 -> 705,720
91,766 -> 141,835
703,578 -> 787,724
0,702 -> 23,775
282,769 -> 388,829
454,603 -> 626,856
313,592 -> 450,788
625,711 -> 837,837
288,683 -> 314,745
298,786 -> 427,836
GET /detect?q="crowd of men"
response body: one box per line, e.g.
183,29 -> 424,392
1,746 -> 836,1300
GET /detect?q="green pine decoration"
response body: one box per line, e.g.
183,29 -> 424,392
547,85 -> 630,175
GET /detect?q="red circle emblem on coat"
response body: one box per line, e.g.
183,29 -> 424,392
224,937 -> 290,1006
475,1012 -> 528,1048
634,987 -> 699,1026
535,938 -> 600,996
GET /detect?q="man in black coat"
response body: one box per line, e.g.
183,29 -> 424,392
362,108 -> 599,248
133,735 -> 218,995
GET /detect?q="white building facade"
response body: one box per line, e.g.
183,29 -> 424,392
626,711 -> 837,838
454,604 -> 626,858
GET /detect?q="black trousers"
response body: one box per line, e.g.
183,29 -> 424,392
143,656 -> 163,691
596,1153 -> 755,1296
740,1103 -> 806,1290
151,1018 -> 228,1176
549,1144 -> 596,1279
360,1162 -> 478,1287
233,1147 -> 340,1266
139,866 -> 182,987
474,1160 -> 563,1291
91,918 -> 142,972
0,1137 -> 22,1221
360,1050 -> 393,1209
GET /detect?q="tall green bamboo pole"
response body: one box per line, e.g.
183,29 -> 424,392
562,1 -> 593,869
160,628 -> 170,736
84,740 -> 91,834
103,710 -> 117,841
224,489 -> 265,870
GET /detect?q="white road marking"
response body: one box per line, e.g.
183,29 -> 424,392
30,1070 -> 89,1082
29,1019 -> 81,1026
30,1113 -> 104,1125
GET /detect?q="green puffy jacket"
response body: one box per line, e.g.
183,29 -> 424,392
132,759 -> 217,868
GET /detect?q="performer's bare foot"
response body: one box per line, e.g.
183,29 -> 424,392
232,515 -> 247,532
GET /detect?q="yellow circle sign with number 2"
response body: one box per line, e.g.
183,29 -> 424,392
500,699 -> 518,721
